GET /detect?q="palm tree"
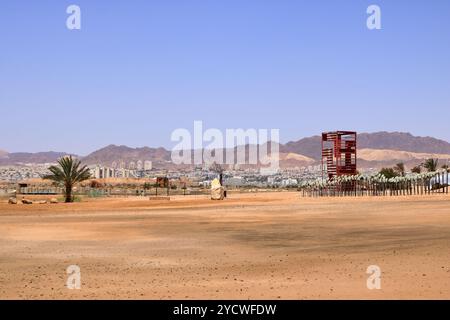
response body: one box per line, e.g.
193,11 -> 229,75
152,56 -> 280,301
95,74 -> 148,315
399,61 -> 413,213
423,158 -> 439,172
43,156 -> 91,202
394,162 -> 405,177
411,165 -> 422,174
379,167 -> 398,179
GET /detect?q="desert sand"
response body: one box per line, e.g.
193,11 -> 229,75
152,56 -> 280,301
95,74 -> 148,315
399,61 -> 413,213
0,192 -> 449,299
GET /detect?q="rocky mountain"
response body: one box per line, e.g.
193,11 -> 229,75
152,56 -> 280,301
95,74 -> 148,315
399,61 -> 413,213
282,132 -> 450,161
83,132 -> 450,170
0,151 -> 75,165
357,132 -> 450,154
2,132 -> 450,170
281,136 -> 322,160
81,145 -> 171,167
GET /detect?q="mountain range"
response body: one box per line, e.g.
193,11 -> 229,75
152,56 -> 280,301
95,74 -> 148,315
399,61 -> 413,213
1,132 -> 450,170
0,151 -> 74,165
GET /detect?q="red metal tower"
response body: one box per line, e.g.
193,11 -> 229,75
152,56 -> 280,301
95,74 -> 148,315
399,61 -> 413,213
322,131 -> 357,179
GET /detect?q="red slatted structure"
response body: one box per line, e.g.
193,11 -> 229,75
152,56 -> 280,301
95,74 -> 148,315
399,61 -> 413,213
322,131 -> 357,179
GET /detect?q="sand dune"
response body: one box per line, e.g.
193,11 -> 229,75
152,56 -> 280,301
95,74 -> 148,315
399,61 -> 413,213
358,148 -> 450,162
283,152 -> 315,163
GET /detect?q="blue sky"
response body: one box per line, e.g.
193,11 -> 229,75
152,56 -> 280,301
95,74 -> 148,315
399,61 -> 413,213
1,0 -> 449,155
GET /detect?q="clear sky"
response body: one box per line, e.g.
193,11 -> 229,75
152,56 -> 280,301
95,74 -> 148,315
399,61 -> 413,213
1,0 -> 450,155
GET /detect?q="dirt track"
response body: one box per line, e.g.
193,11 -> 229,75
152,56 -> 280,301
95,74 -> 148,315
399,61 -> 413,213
1,192 -> 450,299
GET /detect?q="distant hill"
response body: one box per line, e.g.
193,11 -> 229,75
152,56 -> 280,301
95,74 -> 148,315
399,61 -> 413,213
281,131 -> 450,160
0,149 -> 8,159
357,132 -> 450,154
357,148 -> 450,170
81,144 -> 171,167
281,135 -> 322,159
358,148 -> 450,162
2,132 -> 450,170
0,151 -> 74,165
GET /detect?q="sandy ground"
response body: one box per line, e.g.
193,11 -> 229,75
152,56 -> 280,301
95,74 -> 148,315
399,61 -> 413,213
0,191 -> 450,299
